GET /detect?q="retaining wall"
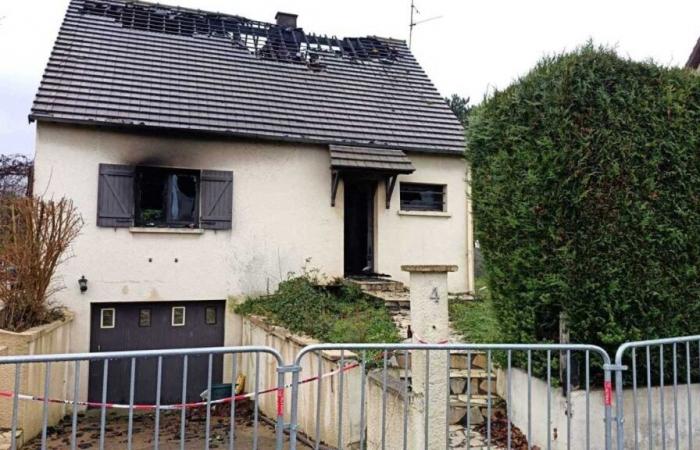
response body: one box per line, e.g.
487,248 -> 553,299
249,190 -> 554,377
0,313 -> 73,446
234,313 -> 363,447
497,367 -> 700,449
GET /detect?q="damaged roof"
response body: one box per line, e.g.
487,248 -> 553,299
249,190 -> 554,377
29,0 -> 466,155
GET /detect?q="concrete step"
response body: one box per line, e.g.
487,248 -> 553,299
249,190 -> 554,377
386,366 -> 496,396
448,292 -> 476,302
394,351 -> 489,370
449,376 -> 498,396
449,395 -> 507,427
451,394 -> 493,406
363,288 -> 411,311
0,429 -> 21,450
373,291 -> 410,304
449,426 -> 501,450
347,277 -> 407,294
388,367 -> 495,381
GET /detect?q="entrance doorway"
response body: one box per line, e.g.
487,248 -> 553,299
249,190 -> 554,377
344,178 -> 376,275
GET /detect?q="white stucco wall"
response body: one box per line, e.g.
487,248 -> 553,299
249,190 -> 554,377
375,156 -> 473,293
33,122 -> 472,358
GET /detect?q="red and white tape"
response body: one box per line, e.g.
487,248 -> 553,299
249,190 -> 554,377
0,361 -> 360,412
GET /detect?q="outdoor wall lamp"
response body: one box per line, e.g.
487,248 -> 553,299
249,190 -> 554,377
78,275 -> 88,293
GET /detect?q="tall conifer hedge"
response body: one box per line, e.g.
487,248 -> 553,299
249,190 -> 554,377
466,45 -> 700,360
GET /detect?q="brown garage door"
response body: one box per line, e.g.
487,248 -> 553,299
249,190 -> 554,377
88,301 -> 225,405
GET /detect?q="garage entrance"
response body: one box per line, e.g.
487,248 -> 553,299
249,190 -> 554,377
88,300 -> 225,404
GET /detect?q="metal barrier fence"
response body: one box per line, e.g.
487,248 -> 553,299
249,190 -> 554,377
288,343 -> 614,450
614,335 -> 700,450
0,346 -> 285,450
1,336 -> 699,449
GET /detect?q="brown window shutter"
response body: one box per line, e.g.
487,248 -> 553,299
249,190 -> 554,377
200,170 -> 233,230
97,164 -> 134,227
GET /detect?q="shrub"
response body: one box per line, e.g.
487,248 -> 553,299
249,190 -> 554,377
235,274 -> 400,344
466,44 -> 700,374
0,197 -> 83,331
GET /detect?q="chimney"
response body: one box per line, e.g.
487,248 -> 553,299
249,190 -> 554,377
275,12 -> 298,28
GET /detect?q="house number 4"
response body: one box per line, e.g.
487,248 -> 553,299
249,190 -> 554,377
430,287 -> 440,304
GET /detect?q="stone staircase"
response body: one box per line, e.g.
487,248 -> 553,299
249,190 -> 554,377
347,277 -> 468,341
350,277 -> 506,449
347,277 -> 410,308
390,352 -> 505,425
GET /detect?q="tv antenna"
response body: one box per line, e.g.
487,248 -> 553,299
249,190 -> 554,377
408,0 -> 442,49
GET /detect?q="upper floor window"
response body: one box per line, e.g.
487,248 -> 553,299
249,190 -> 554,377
97,164 -> 233,230
135,166 -> 199,228
399,183 -> 446,212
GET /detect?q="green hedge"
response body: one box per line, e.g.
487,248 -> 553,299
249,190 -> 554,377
466,44 -> 700,366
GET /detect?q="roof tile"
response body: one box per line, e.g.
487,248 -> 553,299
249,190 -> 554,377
30,0 -> 465,155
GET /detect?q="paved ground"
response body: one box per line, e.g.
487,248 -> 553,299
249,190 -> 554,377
24,401 -> 305,449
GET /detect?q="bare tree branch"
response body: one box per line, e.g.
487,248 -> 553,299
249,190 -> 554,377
0,197 -> 83,331
0,154 -> 33,197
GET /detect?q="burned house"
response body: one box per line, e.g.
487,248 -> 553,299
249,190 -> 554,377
30,0 -> 473,402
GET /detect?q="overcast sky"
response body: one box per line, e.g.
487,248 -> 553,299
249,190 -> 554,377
0,0 -> 698,156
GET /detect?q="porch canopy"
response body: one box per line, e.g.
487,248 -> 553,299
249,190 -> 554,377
329,145 -> 416,208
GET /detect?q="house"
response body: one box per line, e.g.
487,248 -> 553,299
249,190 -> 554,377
688,36 -> 700,71
30,0 -> 473,403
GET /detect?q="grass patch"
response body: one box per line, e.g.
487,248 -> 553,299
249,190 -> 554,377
234,272 -> 399,344
449,278 -> 501,343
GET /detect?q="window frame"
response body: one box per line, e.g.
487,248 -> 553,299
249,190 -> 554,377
100,308 -> 116,329
134,166 -> 201,229
399,182 -> 447,212
138,308 -> 152,327
205,306 -> 217,325
171,306 -> 186,327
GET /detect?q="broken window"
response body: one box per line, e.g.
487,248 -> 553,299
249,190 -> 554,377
399,183 -> 446,212
135,167 -> 199,228
97,164 -> 233,230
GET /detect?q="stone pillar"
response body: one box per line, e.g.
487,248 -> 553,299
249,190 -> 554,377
402,265 -> 457,450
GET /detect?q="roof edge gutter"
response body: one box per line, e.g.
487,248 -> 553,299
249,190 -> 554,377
27,115 -> 466,156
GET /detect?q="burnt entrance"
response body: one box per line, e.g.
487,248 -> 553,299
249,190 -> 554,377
329,144 -> 416,276
344,178 -> 376,275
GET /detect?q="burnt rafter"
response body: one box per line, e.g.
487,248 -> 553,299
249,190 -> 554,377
80,0 -> 399,65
